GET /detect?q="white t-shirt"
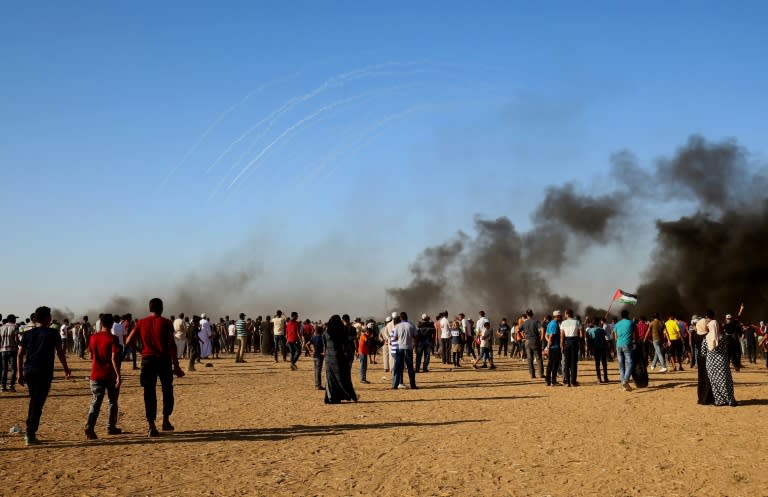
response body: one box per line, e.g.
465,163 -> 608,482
439,317 -> 450,339
60,324 -> 68,341
228,324 -> 236,337
200,319 -> 212,338
560,318 -> 581,338
111,322 -> 125,346
475,317 -> 490,334
272,316 -> 286,336
173,318 -> 185,340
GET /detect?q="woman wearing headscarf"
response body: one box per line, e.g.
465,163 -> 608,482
693,315 -> 714,405
323,315 -> 358,404
703,310 -> 737,407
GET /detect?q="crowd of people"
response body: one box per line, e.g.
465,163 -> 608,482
1,301 -> 767,446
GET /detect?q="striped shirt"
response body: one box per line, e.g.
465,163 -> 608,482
235,319 -> 247,337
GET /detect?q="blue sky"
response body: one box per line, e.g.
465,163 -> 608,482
1,1 -> 767,317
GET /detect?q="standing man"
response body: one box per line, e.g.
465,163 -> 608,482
173,313 -> 186,361
380,315 -> 394,373
272,310 -> 287,363
614,310 -> 635,392
235,313 -> 248,363
125,298 -> 184,437
544,311 -> 562,386
649,313 -> 667,372
198,313 -> 212,359
521,310 -> 543,379
497,318 -> 511,357
394,312 -> 417,389
1,314 -> 19,392
285,312 -> 301,370
560,309 -> 582,387
416,314 -> 434,373
438,311 -> 451,365
16,306 -> 72,445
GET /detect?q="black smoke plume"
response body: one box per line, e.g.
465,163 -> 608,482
390,135 -> 768,322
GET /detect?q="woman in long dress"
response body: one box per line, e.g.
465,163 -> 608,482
704,310 -> 736,407
323,315 -> 358,404
694,316 -> 714,405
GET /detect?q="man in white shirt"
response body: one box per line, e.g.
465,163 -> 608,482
59,320 -> 69,354
380,313 -> 397,373
111,317 -> 126,357
438,311 -> 451,365
560,309 -> 582,387
172,313 -> 186,359
272,310 -> 287,362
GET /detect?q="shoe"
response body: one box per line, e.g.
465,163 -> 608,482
490,365 -> 497,369
161,421 -> 175,431
290,364 -> 298,371
24,434 -> 40,446
472,364 -> 479,369
397,384 -> 408,389
622,382 -> 633,392
148,427 -> 160,437
410,385 -> 419,389
545,381 -> 551,386
650,365 -> 656,371
422,369 -> 429,373
659,367 -> 668,373
85,427 -> 98,440
361,380 -> 370,384
481,364 -> 488,369
1,388 -> 7,392
678,366 -> 684,371
551,382 -> 561,386
572,382 -> 580,387
107,427 -> 122,435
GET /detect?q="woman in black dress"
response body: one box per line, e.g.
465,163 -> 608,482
323,315 -> 358,404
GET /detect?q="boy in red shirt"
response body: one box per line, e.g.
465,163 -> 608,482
358,327 -> 370,384
85,314 -> 121,440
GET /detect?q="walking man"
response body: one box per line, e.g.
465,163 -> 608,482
16,306 -> 72,445
125,298 -> 184,437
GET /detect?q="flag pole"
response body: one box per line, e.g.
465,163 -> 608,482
604,300 -> 614,321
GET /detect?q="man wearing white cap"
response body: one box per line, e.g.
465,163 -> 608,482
199,313 -> 212,359
416,314 -> 434,373
380,313 -> 397,373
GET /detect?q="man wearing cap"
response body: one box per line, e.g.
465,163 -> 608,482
0,314 -> 19,392
544,311 -> 562,386
416,314 -> 434,373
380,314 -> 396,373
198,313 -> 212,359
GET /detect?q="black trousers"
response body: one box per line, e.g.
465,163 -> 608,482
545,348 -> 561,384
593,347 -> 608,380
25,374 -> 52,436
440,338 -> 451,364
563,338 -> 579,385
525,339 -> 543,377
140,356 -> 174,423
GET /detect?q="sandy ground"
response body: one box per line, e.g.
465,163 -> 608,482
1,349 -> 767,497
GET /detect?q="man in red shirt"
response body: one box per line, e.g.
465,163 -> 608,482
285,312 -> 302,370
84,314 -> 121,440
125,298 -> 184,437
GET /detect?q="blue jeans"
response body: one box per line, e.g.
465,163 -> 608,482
617,345 -> 633,383
359,354 -> 368,381
87,379 -> 119,429
402,349 -> 416,387
274,335 -> 287,361
651,340 -> 667,369
288,341 -> 301,365
1,350 -> 17,389
391,351 -> 404,388
415,341 -> 432,372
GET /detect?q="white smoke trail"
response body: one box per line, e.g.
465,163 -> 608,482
157,73 -> 300,190
227,84 -> 422,190
206,62 -> 426,175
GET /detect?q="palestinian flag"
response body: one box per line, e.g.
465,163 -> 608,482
612,289 -> 638,305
